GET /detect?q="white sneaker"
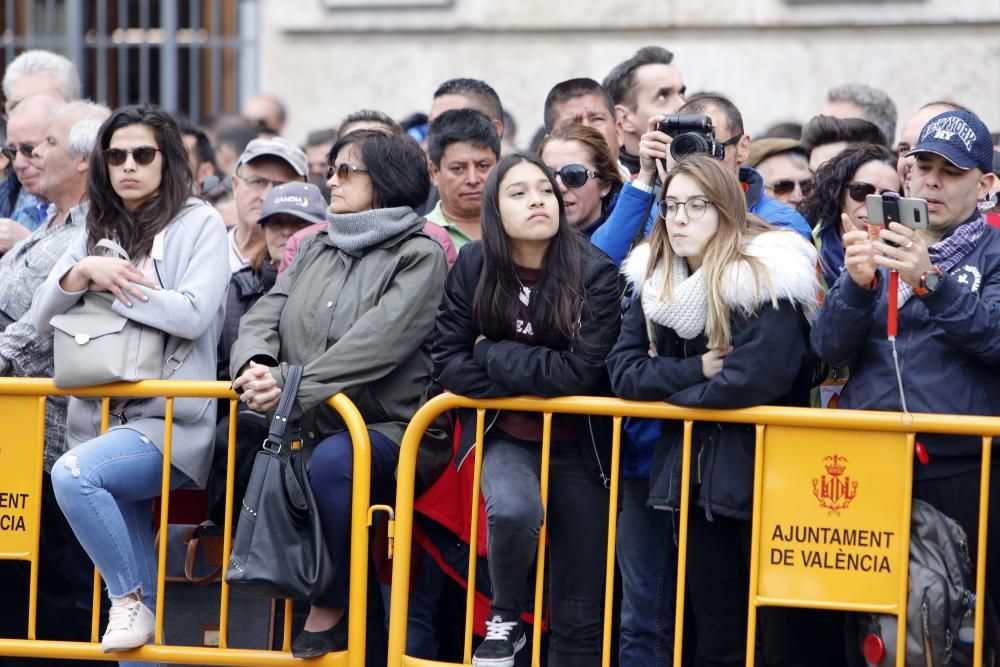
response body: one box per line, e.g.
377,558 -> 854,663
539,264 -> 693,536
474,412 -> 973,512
101,596 -> 155,652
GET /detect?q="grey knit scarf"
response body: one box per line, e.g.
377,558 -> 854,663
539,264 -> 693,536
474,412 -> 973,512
325,206 -> 420,254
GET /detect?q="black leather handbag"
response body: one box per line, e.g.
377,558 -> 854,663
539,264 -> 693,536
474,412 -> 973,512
225,366 -> 334,599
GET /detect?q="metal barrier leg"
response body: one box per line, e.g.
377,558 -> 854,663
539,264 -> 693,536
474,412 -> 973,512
672,421 -> 694,666
463,409 -> 488,665
601,417 -> 622,667
745,424 -> 766,667
975,435 -> 993,667
530,414 -> 553,667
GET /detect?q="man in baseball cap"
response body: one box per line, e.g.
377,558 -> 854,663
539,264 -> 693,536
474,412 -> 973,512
257,182 -> 327,268
228,136 -> 308,274
812,108 -> 1000,640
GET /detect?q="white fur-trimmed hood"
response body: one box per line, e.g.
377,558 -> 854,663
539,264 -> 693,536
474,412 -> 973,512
621,230 -> 820,317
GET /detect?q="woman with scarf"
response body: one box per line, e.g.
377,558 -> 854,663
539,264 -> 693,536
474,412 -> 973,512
606,154 -> 835,665
230,129 -> 448,658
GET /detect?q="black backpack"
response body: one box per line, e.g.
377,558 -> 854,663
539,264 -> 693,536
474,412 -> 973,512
861,500 -> 986,666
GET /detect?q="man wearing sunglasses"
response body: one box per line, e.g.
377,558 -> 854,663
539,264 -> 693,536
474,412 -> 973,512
813,110 -> 1000,636
746,138 -> 814,208
0,94 -> 61,254
228,136 -> 307,274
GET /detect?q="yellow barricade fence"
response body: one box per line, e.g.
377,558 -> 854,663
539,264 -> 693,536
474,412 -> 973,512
386,393 -> 999,667
0,377 -> 373,667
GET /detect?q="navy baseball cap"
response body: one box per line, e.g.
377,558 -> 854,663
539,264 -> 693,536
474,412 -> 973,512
905,109 -> 994,173
258,182 -> 327,226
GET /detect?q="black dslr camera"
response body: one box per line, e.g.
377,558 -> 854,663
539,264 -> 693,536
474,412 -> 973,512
658,114 -> 725,161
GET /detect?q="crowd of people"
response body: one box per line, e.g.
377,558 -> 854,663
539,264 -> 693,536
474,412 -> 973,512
0,44 -> 998,667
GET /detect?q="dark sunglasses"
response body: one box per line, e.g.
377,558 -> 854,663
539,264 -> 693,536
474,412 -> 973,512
553,163 -> 597,188
846,181 -> 894,203
768,178 -> 814,197
2,143 -> 36,160
326,162 -> 370,181
105,146 -> 161,167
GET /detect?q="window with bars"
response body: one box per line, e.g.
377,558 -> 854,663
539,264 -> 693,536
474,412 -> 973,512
0,0 -> 257,124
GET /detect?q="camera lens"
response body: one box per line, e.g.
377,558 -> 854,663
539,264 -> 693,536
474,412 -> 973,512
670,132 -> 714,160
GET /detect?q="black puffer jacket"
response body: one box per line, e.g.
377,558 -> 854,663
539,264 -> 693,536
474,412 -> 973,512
606,231 -> 819,520
432,238 -> 623,484
218,262 -> 276,380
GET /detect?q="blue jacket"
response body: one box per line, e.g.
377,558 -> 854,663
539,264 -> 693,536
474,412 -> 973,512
811,215 -> 1000,480
593,165 -> 813,479
0,170 -> 47,232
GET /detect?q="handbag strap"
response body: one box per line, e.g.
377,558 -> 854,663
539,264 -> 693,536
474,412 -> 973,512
264,365 -> 303,453
96,238 -> 131,262
95,239 -> 194,377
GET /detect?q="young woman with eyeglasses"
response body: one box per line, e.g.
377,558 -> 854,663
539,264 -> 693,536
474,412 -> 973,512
230,129 -> 448,659
606,154 -> 836,666
538,124 -> 624,236
433,153 -> 622,667
798,144 -> 900,289
31,105 -> 230,664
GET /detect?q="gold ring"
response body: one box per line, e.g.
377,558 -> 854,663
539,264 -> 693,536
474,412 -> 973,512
905,240 -> 914,249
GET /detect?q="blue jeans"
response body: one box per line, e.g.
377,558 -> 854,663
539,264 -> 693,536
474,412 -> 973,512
617,477 -> 677,667
51,428 -> 190,667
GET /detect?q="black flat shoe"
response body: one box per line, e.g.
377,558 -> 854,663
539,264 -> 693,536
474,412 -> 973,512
291,618 -> 348,659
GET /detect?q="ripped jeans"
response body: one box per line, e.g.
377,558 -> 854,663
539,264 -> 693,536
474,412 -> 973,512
51,428 -> 190,667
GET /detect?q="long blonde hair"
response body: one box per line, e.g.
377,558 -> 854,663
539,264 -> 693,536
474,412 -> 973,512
646,155 -> 776,348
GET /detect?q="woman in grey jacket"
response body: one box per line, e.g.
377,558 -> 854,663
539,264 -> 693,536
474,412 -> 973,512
31,105 -> 229,662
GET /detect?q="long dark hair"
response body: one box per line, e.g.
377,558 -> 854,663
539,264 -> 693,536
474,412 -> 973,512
797,144 -> 897,230
473,153 -> 584,350
86,104 -> 194,258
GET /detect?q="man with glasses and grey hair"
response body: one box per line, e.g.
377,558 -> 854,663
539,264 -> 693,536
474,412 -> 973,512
0,94 -> 62,252
2,48 -> 81,113
228,136 -> 307,273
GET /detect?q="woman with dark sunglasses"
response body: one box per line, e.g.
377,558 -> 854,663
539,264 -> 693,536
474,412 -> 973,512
31,104 -> 230,665
798,144 -> 899,289
230,128 -> 448,658
538,125 -> 624,236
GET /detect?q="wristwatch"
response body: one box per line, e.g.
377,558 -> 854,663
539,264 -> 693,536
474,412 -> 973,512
914,267 -> 944,297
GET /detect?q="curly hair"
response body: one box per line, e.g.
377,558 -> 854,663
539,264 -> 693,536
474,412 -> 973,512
797,144 -> 897,230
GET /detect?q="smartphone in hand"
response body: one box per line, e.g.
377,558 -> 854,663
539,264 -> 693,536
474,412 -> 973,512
866,194 -> 930,230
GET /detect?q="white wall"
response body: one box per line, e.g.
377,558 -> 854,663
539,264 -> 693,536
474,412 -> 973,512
258,0 -> 1000,147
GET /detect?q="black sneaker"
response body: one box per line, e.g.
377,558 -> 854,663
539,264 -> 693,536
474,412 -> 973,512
473,612 -> 525,667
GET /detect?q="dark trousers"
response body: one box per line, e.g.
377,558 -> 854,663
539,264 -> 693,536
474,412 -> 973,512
685,501 -> 842,667
617,477 -> 679,667
307,429 -> 399,609
481,433 -> 610,667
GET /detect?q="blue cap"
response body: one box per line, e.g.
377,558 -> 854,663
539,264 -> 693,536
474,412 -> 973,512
905,109 -> 994,173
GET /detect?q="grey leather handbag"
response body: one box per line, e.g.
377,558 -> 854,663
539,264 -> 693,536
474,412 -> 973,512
48,238 -> 190,388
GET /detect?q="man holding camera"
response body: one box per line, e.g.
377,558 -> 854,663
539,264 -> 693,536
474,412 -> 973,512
592,94 -> 811,266
812,109 -> 1000,625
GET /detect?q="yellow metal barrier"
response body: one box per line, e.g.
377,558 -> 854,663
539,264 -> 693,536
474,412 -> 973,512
0,377 -> 373,667
386,393 -> 999,667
